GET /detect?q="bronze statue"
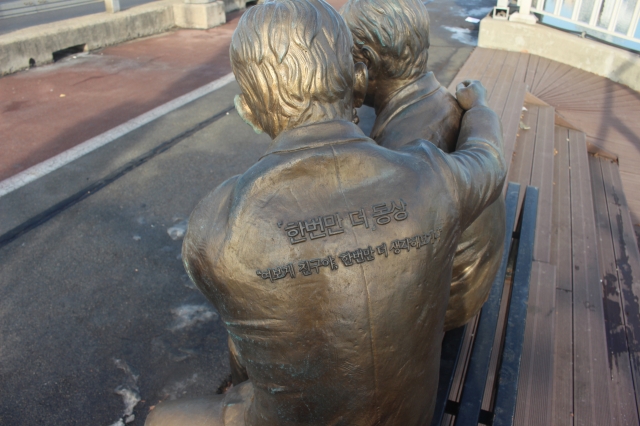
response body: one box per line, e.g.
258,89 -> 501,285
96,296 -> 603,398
341,0 -> 506,331
145,0 -> 505,424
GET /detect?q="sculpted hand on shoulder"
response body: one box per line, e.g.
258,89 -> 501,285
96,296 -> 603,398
455,80 -> 488,111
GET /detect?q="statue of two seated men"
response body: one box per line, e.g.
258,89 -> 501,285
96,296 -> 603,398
146,0 -> 506,424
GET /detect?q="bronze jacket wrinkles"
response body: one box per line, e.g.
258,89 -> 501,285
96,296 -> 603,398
372,72 -> 507,331
183,106 -> 505,425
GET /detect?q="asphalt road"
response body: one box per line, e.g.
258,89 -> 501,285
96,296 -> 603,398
0,82 -> 265,425
0,0 -> 496,424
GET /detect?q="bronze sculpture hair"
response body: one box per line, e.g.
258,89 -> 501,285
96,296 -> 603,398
341,0 -> 430,80
230,0 -> 356,138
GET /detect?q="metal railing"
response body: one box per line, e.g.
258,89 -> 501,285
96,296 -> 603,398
524,0 -> 640,44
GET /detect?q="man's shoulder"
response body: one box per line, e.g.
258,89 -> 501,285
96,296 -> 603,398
417,86 -> 463,116
185,175 -> 240,250
187,155 -> 277,230
379,88 -> 462,152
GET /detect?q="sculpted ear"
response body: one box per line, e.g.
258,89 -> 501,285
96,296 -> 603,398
353,62 -> 368,108
361,45 -> 381,79
234,94 -> 263,134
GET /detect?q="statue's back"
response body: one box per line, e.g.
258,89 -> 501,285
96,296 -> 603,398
184,124 -> 463,425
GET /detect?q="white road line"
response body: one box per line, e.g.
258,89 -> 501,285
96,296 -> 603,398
0,72 -> 236,198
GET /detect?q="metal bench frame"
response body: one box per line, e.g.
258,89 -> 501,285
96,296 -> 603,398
432,182 -> 539,426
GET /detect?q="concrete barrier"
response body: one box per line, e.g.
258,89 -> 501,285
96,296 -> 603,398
174,0 -> 225,30
479,16 -> 640,93
0,0 -> 232,76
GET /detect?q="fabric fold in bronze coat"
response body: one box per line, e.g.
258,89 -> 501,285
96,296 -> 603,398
371,72 -> 507,331
177,109 -> 505,425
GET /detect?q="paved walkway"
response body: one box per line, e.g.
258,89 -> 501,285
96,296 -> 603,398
0,10 -> 241,182
0,0 -> 494,424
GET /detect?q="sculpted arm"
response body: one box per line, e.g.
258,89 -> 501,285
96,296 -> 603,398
448,80 -> 506,228
400,80 -> 506,229
182,175 -> 239,304
182,176 -> 252,384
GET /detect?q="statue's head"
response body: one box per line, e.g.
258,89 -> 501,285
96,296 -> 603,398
341,0 -> 430,101
230,0 -> 368,139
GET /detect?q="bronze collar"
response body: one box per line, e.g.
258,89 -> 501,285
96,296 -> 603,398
262,120 -> 372,158
370,72 -> 442,140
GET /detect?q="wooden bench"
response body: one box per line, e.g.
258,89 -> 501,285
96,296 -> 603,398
431,182 -> 539,426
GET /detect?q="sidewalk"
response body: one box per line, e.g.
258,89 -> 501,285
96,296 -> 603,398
0,10 -> 241,182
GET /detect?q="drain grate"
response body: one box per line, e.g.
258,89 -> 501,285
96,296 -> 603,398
52,44 -> 86,62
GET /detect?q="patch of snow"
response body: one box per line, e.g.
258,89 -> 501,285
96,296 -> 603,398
169,304 -> 218,331
161,373 -> 199,400
114,388 -> 139,423
167,219 -> 188,240
443,26 -> 477,46
108,359 -> 141,426
466,7 -> 492,17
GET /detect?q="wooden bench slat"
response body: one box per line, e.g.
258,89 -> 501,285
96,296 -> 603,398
589,155 -> 640,424
501,81 -> 527,173
541,72 -> 615,104
431,324 -> 466,426
480,258 -> 513,412
507,104 -> 539,221
550,126 -> 574,425
530,57 -> 552,95
447,48 -> 496,92
507,104 -> 539,184
530,106 -> 556,263
514,260 -> 557,426
444,314 -> 481,424
523,51 -> 640,225
479,50 -> 509,100
535,63 -> 578,100
482,111 -> 538,411
453,182 -> 522,425
524,54 -> 539,90
493,185 -> 539,426
533,60 -> 563,98
488,52 -> 521,116
512,53 -> 530,86
448,48 -> 640,426
599,156 -> 640,420
568,129 -> 614,425
600,159 -> 640,366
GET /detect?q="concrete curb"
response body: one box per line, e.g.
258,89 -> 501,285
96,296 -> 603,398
0,0 -> 242,76
478,16 -> 640,93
